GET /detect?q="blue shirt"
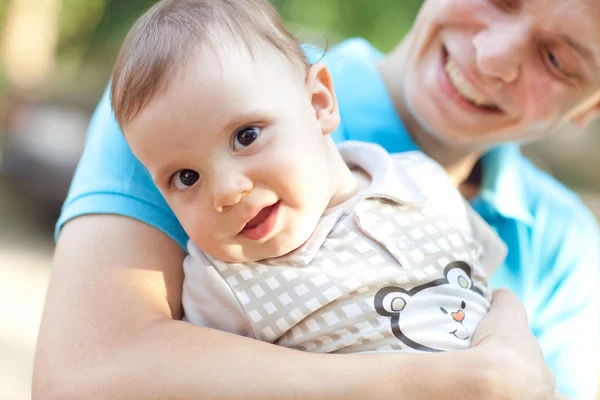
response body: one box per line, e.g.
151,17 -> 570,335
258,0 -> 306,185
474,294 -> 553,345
58,38 -> 600,399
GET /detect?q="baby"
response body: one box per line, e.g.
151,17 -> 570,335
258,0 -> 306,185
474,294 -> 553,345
111,0 -> 506,353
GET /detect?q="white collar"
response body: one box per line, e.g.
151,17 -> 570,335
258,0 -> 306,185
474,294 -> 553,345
273,141 -> 428,266
337,141 -> 428,205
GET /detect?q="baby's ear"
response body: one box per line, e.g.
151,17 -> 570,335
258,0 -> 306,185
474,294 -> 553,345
306,62 -> 340,136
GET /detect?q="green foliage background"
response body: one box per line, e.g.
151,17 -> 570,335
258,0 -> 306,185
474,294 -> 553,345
55,0 -> 422,66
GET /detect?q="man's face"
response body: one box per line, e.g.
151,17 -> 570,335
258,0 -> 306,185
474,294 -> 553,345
125,46 -> 337,262
401,0 -> 600,147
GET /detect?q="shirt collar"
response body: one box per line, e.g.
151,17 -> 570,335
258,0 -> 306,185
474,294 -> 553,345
337,141 -> 428,205
475,144 -> 534,225
275,142 -> 427,266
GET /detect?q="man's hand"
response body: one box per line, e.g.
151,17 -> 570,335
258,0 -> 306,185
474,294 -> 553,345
470,289 -> 556,399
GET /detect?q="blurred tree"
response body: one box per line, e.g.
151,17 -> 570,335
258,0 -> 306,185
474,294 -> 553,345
58,0 -> 106,52
274,0 -> 421,51
53,0 -> 422,67
88,0 -> 156,46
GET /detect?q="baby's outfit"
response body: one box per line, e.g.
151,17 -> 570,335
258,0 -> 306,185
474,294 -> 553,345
182,142 -> 506,353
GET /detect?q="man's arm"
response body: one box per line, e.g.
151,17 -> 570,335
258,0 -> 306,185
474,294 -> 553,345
532,206 -> 600,399
33,215 -> 555,399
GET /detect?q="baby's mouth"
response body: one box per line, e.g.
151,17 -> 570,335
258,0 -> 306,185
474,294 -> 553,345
239,201 -> 281,241
244,204 -> 275,230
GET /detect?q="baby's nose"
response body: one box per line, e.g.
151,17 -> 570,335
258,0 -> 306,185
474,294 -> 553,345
452,310 -> 465,323
212,174 -> 253,212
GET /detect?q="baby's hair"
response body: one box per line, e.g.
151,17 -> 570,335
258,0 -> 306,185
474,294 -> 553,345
111,0 -> 309,127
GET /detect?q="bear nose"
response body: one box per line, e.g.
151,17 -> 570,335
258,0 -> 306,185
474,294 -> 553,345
452,310 -> 465,323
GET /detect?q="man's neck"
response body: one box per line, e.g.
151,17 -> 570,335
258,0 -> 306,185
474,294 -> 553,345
408,125 -> 482,189
377,37 -> 483,191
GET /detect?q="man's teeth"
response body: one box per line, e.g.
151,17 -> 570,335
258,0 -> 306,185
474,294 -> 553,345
445,58 -> 495,108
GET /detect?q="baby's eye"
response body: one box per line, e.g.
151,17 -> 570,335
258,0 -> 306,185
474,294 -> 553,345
232,127 -> 261,151
172,169 -> 200,190
440,307 -> 448,314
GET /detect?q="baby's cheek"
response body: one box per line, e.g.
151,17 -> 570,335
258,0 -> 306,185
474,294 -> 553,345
186,217 -> 219,251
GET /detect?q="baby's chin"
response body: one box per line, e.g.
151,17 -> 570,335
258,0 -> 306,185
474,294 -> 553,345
197,211 -> 323,263
203,234 -> 310,264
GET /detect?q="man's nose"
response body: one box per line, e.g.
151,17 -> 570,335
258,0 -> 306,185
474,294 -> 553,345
212,171 -> 253,212
473,21 -> 531,84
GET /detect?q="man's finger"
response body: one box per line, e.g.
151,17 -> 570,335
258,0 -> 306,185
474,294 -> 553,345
471,288 -> 528,347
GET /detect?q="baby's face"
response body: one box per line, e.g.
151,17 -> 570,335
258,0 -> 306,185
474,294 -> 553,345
125,45 -> 339,262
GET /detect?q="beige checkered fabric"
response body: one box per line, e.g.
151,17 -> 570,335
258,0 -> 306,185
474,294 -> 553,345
201,150 -> 498,353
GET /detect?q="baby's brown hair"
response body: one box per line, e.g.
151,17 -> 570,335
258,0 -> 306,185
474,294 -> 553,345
111,0 -> 309,127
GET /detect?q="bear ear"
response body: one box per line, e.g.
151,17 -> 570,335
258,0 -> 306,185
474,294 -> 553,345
445,264 -> 472,289
375,287 -> 410,316
391,297 -> 406,312
381,291 -> 409,314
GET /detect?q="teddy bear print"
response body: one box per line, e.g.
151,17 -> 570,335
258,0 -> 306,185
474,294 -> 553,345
374,261 -> 489,352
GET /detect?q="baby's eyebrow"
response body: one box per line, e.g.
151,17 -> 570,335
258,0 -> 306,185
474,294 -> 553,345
222,109 -> 269,133
153,163 -> 179,186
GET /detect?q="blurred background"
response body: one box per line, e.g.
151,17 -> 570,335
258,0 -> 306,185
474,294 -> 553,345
1,0 -> 599,398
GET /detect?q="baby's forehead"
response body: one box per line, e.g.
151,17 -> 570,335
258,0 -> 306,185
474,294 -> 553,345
163,44 -> 307,117
182,38 -> 304,83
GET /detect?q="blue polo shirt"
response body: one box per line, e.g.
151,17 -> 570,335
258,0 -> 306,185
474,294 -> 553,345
58,38 -> 599,399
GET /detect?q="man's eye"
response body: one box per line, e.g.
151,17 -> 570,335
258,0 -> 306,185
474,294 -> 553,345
545,48 -> 576,78
547,50 -> 562,70
172,169 -> 200,190
232,127 -> 261,151
490,0 -> 520,13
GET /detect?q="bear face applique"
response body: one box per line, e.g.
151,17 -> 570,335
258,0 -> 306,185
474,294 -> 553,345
374,261 -> 490,352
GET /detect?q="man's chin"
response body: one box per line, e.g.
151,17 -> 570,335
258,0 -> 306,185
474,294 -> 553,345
422,121 -> 494,149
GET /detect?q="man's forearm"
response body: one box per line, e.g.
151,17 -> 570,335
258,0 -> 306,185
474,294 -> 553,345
34,217 -> 551,399
35,316 -> 489,400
